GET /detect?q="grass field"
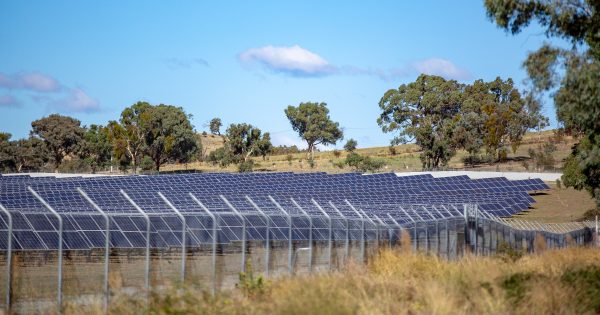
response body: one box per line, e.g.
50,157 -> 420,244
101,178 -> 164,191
65,246 -> 600,315
163,130 -> 576,174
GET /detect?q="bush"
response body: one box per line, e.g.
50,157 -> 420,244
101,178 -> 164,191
57,158 -> 91,173
308,158 -> 315,168
388,146 -> 397,156
528,143 -> 556,171
207,147 -> 234,167
345,152 -> 384,173
238,160 -> 254,172
286,154 -> 293,165
332,149 -> 341,158
140,156 -> 154,171
344,139 -> 357,152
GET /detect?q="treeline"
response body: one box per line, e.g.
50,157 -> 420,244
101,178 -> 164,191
1,75 -> 548,174
0,100 -> 351,174
0,102 -> 201,173
378,75 -> 546,170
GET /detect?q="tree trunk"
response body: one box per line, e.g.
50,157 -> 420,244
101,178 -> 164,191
307,142 -> 315,161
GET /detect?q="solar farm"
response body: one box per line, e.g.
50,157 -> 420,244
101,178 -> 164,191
0,172 -> 595,313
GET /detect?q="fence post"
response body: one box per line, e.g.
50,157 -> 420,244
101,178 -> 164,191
189,194 -> 218,295
311,199 -> 332,271
345,200 -> 365,263
120,190 -> 151,295
157,192 -> 187,284
0,203 -> 12,314
463,204 -> 470,255
329,202 -> 349,265
356,207 -> 378,258
398,207 -> 416,251
245,196 -> 271,277
219,195 -> 246,273
291,198 -> 312,273
268,196 -> 293,274
77,188 -> 110,314
373,214 -> 387,250
29,187 -> 63,313
386,214 -> 402,248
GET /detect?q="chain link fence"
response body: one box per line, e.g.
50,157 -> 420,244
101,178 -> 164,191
0,198 -> 595,314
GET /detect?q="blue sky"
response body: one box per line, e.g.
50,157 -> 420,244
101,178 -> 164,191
0,1 -> 561,149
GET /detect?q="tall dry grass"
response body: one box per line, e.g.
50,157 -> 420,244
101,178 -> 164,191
65,247 -> 600,315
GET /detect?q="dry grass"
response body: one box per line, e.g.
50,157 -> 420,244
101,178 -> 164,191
65,247 -> 600,315
517,182 -> 597,222
161,130 -> 577,174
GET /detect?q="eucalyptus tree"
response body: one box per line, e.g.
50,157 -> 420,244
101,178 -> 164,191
377,74 -> 463,170
31,114 -> 85,170
485,0 -> 600,207
285,102 -> 343,161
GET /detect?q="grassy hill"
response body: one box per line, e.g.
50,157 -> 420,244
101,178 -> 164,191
165,130 -> 577,174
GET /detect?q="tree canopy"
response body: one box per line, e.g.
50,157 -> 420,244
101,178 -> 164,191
31,114 -> 85,170
377,74 -> 463,170
378,74 -> 545,170
207,123 -> 272,172
209,118 -> 222,135
485,0 -> 600,207
284,102 -> 343,160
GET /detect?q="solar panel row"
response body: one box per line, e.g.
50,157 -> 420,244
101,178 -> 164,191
0,172 -> 549,250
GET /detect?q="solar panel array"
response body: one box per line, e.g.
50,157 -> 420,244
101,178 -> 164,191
0,172 -> 548,251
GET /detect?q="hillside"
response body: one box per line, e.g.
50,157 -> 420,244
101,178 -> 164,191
166,130 -> 577,174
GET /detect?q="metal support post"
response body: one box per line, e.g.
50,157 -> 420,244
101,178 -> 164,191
291,198 -> 312,272
120,190 -> 151,294
345,200 -> 365,263
0,203 -> 12,314
157,192 -> 187,284
311,199 -> 332,271
399,206 -> 416,251
386,213 -> 402,248
29,187 -> 63,313
357,207 -> 378,255
474,205 -> 479,255
595,216 -> 600,246
219,195 -> 246,273
268,196 -> 293,274
246,196 -> 270,276
373,215 -> 387,249
78,188 -> 110,313
189,193 -> 217,295
329,202 -> 349,263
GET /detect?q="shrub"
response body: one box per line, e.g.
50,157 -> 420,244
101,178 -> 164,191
332,149 -> 341,158
238,160 -> 254,172
344,138 -> 357,152
140,156 -> 154,171
286,154 -> 293,165
345,152 -> 384,173
388,146 -> 397,156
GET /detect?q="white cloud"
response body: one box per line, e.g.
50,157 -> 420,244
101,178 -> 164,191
239,45 -> 337,77
50,88 -> 100,112
0,94 -> 20,107
411,58 -> 471,80
0,72 -> 61,92
0,71 -> 101,112
237,46 -> 471,82
19,72 -> 62,92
